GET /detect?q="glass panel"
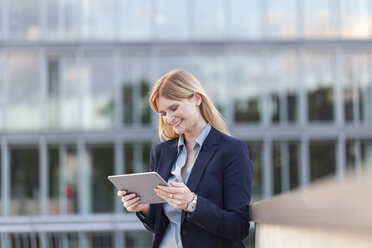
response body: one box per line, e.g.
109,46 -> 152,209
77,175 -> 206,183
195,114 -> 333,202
8,0 -> 41,40
8,53 -> 41,129
63,0 -> 80,40
142,142 -> 151,172
119,0 -> 152,40
60,56 -> 81,129
87,145 -> 114,213
10,146 -> 39,215
245,142 -> 262,203
0,149 -> 2,214
303,52 -> 335,122
46,232 -> 79,247
48,57 -> 60,128
154,0 -> 188,39
124,143 -> 134,174
272,143 -> 282,195
267,0 -> 298,39
125,230 -> 153,248
310,141 -> 336,181
64,146 -> 78,214
0,53 -> 2,129
303,0 -> 337,38
10,233 -> 40,248
229,0 -> 262,39
195,55 -> 227,115
48,146 -> 59,214
343,53 -> 372,123
340,0 -> 372,39
231,53 -> 262,123
46,0 -> 59,40
82,0 -> 115,40
86,232 -> 113,248
361,140 -> 372,168
194,0 -> 226,39
268,52 -> 299,123
83,55 -> 115,129
346,140 -> 357,169
289,142 -> 300,189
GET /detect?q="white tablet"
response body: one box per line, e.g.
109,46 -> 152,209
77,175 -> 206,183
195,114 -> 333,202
108,172 -> 168,204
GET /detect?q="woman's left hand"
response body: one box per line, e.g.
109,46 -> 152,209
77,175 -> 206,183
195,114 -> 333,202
155,181 -> 194,210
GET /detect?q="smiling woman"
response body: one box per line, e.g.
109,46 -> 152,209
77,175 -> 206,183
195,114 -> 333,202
117,69 -> 253,248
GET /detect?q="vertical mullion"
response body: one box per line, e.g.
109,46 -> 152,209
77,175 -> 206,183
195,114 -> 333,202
40,50 -> 47,129
1,138 -> 9,216
336,134 -> 346,177
114,51 -> 122,129
299,49 -> 307,127
335,48 -> 344,126
1,51 -> 5,128
355,140 -> 362,176
77,138 -> 89,214
2,51 -> 7,129
352,57 -> 360,124
114,140 -> 123,213
300,135 -> 309,187
262,50 -> 270,127
40,0 -> 46,40
3,0 -> 8,39
132,59 -> 140,126
40,138 -> 48,215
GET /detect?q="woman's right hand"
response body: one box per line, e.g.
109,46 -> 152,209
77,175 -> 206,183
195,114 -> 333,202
117,190 -> 150,216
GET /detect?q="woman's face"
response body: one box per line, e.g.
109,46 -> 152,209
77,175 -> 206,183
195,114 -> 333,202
156,94 -> 203,136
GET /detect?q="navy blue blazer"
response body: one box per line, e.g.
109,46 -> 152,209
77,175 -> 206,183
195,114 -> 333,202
137,127 -> 253,248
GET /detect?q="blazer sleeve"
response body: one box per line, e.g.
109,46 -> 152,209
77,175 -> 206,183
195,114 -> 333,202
136,146 -> 158,232
185,140 -> 253,241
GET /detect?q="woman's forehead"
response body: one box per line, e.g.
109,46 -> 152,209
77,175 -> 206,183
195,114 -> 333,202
156,96 -> 186,111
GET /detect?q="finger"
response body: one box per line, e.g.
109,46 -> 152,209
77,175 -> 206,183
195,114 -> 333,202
156,185 -> 183,194
169,181 -> 185,187
117,190 -> 127,197
124,196 -> 140,208
122,193 -> 137,202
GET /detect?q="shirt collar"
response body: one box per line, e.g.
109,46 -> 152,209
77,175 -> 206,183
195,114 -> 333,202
177,123 -> 212,153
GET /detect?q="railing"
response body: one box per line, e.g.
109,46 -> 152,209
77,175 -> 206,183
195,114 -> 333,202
250,169 -> 372,248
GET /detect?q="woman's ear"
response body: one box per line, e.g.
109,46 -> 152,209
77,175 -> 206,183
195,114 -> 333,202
194,93 -> 202,106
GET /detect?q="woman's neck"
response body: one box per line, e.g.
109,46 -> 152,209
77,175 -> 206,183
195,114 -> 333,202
184,119 -> 207,147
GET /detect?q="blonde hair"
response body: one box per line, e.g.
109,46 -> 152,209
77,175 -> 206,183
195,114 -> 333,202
149,69 -> 230,140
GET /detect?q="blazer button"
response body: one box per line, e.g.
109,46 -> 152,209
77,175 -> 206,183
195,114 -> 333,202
182,230 -> 188,236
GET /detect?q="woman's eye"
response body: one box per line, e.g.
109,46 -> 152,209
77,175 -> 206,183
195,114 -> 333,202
171,106 -> 178,111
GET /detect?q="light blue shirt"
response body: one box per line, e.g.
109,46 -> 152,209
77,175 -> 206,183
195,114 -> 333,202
159,123 -> 212,248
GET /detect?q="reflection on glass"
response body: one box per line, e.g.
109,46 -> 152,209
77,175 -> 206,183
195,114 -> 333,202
268,53 -> 299,123
245,142 -> 262,202
267,0 -> 298,39
83,56 -> 115,129
8,53 -> 41,129
87,145 -> 114,213
346,140 -> 357,169
46,233 -> 78,247
231,54 -> 261,123
361,140 -> 372,168
10,233 -> 40,247
340,0 -> 371,39
155,0 -> 188,39
119,0 -> 152,40
272,141 -> 300,195
310,141 -> 335,181
125,230 -> 153,248
8,0 -> 40,40
63,147 -> 78,214
86,232 -> 113,247
82,0 -> 115,40
10,147 -> 39,215
48,146 -> 59,215
304,52 -> 335,122
194,0 -> 226,39
229,0 -> 261,39
343,53 -> 372,123
303,0 -> 337,38
124,143 -> 151,175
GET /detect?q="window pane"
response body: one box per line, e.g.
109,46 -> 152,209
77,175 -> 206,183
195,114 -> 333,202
125,230 -> 153,248
8,53 -> 41,129
304,52 -> 335,122
303,0 -> 337,38
119,0 -> 152,40
272,143 -> 282,195
82,0 -> 116,40
86,232 -> 113,247
310,141 -> 336,181
87,145 -> 114,213
63,0 -> 80,40
245,142 -> 262,202
289,142 -> 300,189
268,52 -> 299,123
0,149 -> 2,214
358,55 -> 372,123
10,146 -> 39,215
231,53 -> 262,123
340,0 -> 372,39
123,143 -> 151,175
45,0 -> 59,40
64,146 -> 78,214
0,53 -> 3,129
346,140 -> 357,169
155,0 -> 188,39
83,55 -> 115,129
229,0 -> 262,39
47,57 -> 60,128
267,0 -> 298,39
124,143 -> 134,174
194,0 -> 226,39
48,146 -> 59,215
361,140 -> 372,168
8,0 -> 40,40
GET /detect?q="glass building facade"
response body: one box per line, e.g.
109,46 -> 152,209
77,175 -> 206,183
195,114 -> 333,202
1,0 -> 372,247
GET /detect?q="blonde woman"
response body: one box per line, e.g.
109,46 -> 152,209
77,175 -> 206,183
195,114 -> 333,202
118,69 -> 253,248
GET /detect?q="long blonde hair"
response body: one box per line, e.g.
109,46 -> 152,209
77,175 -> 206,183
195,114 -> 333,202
149,69 -> 230,140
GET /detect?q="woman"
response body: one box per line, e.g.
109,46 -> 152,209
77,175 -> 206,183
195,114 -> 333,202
117,69 -> 253,248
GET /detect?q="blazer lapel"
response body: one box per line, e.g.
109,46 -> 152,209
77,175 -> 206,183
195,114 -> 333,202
186,128 -> 220,193
157,140 -> 178,181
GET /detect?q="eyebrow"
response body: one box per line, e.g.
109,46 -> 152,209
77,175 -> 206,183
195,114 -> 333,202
158,104 -> 178,113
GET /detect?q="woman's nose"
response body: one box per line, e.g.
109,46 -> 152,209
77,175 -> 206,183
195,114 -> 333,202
166,113 -> 174,124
